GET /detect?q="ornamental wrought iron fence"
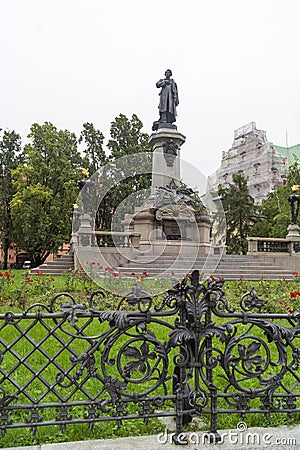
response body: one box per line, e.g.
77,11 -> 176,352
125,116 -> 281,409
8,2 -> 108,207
0,270 -> 300,445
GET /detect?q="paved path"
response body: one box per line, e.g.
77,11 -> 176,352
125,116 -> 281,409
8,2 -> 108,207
6,425 -> 300,450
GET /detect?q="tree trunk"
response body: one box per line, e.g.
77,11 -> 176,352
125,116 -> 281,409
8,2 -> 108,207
3,238 -> 9,270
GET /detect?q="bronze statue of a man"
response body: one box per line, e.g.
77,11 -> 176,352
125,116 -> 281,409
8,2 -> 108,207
155,69 -> 179,127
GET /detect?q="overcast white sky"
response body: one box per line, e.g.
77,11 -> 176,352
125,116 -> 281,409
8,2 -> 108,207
1,0 -> 300,181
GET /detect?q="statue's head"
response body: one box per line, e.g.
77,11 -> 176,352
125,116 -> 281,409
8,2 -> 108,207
165,69 -> 172,77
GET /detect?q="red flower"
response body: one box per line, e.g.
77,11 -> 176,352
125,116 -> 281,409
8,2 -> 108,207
142,271 -> 148,276
11,279 -> 14,283
25,277 -> 34,283
130,272 -> 135,276
290,292 -> 298,297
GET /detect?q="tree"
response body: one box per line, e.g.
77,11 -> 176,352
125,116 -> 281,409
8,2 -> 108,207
108,114 -> 151,159
0,130 -> 22,269
218,173 -> 257,254
251,159 -> 300,238
79,122 -> 107,173
11,123 -> 83,267
98,114 -> 152,230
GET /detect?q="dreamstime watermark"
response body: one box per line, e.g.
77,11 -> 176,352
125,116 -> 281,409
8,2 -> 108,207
157,422 -> 297,446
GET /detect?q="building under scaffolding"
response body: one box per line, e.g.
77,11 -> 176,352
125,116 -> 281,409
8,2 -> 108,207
207,122 -> 295,204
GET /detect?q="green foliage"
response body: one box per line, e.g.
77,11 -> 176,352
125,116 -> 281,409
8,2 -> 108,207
0,130 -> 22,269
108,113 -> 151,159
0,114 -> 151,266
250,186 -> 290,237
99,114 -> 152,230
251,159 -> 300,238
11,123 -> 83,266
218,173 -> 257,254
79,122 -> 107,173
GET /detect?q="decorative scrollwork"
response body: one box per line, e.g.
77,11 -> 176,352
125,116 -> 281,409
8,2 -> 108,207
0,386 -> 17,407
0,268 -> 299,441
240,288 -> 265,312
87,290 -> 107,311
228,339 -> 267,375
99,310 -> 134,330
118,284 -> 153,312
104,376 -> 127,406
70,352 -> 97,379
122,340 -> 156,378
60,302 -> 87,326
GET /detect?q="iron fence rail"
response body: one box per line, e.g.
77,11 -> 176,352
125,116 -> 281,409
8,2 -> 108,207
0,271 -> 299,445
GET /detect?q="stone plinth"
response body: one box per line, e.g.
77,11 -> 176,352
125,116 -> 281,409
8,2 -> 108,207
286,223 -> 300,239
149,128 -> 186,189
196,211 -> 211,244
131,208 -> 155,251
121,125 -> 213,262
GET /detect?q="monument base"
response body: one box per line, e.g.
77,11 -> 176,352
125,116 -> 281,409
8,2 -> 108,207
123,204 -> 211,257
286,224 -> 300,239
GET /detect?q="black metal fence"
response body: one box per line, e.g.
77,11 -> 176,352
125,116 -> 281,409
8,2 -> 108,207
0,270 -> 300,445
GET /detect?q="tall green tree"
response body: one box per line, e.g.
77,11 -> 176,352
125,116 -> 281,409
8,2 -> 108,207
218,173 -> 257,254
0,130 -> 22,269
79,122 -> 108,231
98,114 -> 152,230
108,113 -> 151,159
79,122 -> 107,173
11,122 -> 83,267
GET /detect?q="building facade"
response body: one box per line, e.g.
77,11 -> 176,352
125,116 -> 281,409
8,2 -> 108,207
207,122 -> 291,204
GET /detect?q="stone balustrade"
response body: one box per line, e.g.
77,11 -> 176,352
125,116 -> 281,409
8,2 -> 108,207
73,230 -> 141,250
247,236 -> 300,255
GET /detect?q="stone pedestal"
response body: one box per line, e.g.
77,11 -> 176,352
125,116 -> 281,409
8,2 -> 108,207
78,213 -> 94,246
74,213 -> 94,270
149,127 -> 186,189
121,125 -> 213,261
286,223 -> 300,239
131,208 -> 155,251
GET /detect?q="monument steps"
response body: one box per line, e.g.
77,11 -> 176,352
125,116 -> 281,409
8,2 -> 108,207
31,254 -> 74,275
117,254 -> 295,280
31,252 -> 295,280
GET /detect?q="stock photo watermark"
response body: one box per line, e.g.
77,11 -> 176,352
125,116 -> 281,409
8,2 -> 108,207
157,422 -> 297,447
